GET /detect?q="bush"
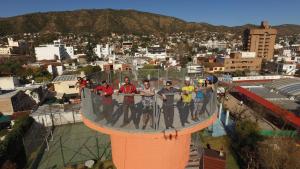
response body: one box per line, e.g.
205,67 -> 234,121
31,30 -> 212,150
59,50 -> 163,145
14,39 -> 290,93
0,116 -> 34,169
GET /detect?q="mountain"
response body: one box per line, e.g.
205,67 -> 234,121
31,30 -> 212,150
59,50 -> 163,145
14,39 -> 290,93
0,9 -> 299,36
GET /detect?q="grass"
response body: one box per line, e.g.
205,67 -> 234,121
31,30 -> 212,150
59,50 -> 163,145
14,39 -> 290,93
200,133 -> 240,169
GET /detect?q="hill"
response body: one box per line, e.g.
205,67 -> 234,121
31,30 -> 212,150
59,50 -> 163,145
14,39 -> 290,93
0,9 -> 299,36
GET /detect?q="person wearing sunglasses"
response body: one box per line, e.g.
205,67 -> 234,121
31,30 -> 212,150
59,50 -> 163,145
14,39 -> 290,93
139,79 -> 155,129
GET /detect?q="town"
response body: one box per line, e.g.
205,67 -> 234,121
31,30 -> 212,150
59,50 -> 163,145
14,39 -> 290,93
0,7 -> 300,169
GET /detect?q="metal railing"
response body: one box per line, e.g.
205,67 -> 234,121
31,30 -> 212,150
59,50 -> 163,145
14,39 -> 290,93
80,86 -> 218,132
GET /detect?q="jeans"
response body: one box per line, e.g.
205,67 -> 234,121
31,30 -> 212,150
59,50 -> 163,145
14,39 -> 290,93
123,103 -> 136,124
162,104 -> 174,129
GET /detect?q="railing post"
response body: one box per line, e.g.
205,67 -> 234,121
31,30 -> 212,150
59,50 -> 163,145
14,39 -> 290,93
225,110 -> 230,126
218,103 -> 223,120
96,136 -> 100,159
59,136 -> 66,167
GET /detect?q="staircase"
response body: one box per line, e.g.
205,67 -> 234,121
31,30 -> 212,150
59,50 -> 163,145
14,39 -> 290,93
186,146 -> 201,169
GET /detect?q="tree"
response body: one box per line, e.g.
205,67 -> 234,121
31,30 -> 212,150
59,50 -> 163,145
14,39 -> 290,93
232,120 -> 263,169
85,38 -> 97,62
258,138 -> 300,169
79,65 -> 102,75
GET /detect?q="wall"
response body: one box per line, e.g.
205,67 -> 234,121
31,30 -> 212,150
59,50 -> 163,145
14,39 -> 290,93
0,77 -> 19,90
224,53 -> 262,72
232,75 -> 282,82
0,47 -> 11,55
32,110 -> 81,127
35,46 -> 61,61
54,80 -> 78,96
0,98 -> 13,115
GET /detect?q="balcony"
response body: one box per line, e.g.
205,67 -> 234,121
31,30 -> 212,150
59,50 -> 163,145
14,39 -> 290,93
80,87 -> 218,133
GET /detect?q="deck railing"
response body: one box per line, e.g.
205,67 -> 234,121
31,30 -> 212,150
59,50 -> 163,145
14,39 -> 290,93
81,86 -> 218,132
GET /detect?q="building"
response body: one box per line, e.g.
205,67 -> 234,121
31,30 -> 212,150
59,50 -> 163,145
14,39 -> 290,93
0,77 -> 19,90
244,21 -> 277,61
94,44 -> 113,58
35,40 -> 75,61
199,148 -> 226,169
222,52 -> 262,73
146,45 -> 167,60
0,47 -> 11,56
187,64 -> 205,74
203,63 -> 225,73
7,38 -> 20,47
0,90 -> 36,115
52,75 -> 79,98
277,62 -> 297,75
122,41 -> 133,51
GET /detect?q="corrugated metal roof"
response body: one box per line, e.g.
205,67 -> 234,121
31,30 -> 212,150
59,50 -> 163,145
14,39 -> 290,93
52,75 -> 78,82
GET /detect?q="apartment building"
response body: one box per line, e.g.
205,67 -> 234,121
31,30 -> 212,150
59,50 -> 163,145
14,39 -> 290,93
244,21 -> 277,61
223,52 -> 262,72
35,40 -> 75,61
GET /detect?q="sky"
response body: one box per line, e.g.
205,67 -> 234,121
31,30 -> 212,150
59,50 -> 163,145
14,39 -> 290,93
0,0 -> 299,26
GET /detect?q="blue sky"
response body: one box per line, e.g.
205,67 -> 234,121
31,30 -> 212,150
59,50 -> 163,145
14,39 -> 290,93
0,0 -> 299,26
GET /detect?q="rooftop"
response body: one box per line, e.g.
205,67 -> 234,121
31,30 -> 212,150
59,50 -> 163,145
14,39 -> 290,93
52,74 -> 78,82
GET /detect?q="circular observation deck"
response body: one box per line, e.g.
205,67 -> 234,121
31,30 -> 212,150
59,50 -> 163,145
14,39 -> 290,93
80,87 -> 219,137
80,87 -> 219,169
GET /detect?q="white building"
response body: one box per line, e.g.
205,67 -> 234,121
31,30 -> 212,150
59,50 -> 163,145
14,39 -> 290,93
187,65 -> 204,74
35,45 -> 62,61
274,55 -> 300,63
278,63 -> 297,75
146,45 -> 167,60
52,75 -> 79,98
200,40 -> 228,49
94,44 -> 112,58
7,38 -> 19,47
47,65 -> 64,76
35,40 -> 75,61
0,77 -> 20,90
122,41 -> 133,51
0,47 -> 11,55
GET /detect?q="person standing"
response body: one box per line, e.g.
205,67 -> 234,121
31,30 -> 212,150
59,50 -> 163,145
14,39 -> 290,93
139,79 -> 155,130
194,80 -> 205,120
118,76 -> 138,128
180,77 -> 195,126
158,80 -> 181,129
94,80 -> 114,123
76,77 -> 87,97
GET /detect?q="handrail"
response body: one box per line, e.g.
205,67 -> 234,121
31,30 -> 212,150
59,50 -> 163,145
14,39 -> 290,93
81,86 -> 218,132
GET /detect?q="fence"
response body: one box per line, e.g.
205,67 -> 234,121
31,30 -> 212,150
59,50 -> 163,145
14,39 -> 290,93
35,123 -> 111,169
86,68 -> 204,90
81,82 -> 218,131
31,104 -> 81,127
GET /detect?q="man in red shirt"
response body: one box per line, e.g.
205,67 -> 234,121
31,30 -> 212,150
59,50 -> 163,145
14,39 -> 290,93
118,76 -> 138,128
76,77 -> 87,97
94,80 -> 114,123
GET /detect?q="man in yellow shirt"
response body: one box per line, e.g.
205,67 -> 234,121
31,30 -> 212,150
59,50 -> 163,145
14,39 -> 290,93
179,77 -> 195,126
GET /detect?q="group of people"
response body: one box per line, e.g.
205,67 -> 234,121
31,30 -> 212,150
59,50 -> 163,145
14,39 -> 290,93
79,75 -> 216,130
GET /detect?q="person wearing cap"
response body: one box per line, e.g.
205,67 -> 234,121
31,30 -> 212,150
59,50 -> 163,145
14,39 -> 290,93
118,76 -> 138,128
157,80 -> 181,129
199,76 -> 216,117
139,79 -> 155,129
194,80 -> 205,120
94,80 -> 114,123
180,77 -> 195,125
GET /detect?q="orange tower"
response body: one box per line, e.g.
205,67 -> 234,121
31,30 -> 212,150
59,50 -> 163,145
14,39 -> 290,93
81,88 -> 218,169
